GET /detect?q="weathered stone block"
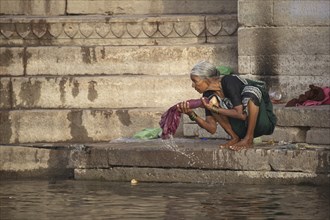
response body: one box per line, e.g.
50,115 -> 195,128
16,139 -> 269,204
261,126 -> 307,143
238,27 -> 330,56
0,47 -> 24,76
0,77 -> 11,109
0,145 -> 73,179
0,0 -> 66,16
0,146 -> 49,171
268,149 -> 329,173
67,0 -> 237,15
0,108 -> 163,144
10,76 -> 200,108
239,55 -> 330,76
183,123 -> 230,139
274,1 -> 330,26
306,128 -> 330,145
239,0 -> 330,26
274,105 -> 330,128
238,0 -> 273,26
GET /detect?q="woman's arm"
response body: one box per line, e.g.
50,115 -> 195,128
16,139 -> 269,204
202,98 -> 247,121
177,101 -> 218,134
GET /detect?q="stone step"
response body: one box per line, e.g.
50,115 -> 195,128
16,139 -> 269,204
183,105 -> 330,145
0,0 -> 237,16
0,15 -> 238,47
0,108 -> 165,144
0,75 -> 201,109
1,142 -> 329,185
0,44 -> 238,76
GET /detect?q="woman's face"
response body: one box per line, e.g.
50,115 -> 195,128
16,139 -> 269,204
191,75 -> 209,93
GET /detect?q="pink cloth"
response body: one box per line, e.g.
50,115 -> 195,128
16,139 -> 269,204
301,87 -> 330,106
159,98 -> 208,139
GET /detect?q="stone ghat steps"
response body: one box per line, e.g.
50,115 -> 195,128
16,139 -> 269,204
1,0 -> 237,16
0,14 -> 238,47
0,140 -> 329,185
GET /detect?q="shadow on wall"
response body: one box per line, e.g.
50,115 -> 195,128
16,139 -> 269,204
253,5 -> 280,93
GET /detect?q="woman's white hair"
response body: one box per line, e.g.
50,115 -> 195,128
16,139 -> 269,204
190,60 -> 219,79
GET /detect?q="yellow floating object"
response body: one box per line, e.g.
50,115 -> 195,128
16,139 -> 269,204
131,179 -> 138,185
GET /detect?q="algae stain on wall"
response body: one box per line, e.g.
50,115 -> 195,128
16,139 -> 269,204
0,112 -> 12,144
116,110 -> 132,126
59,77 -> 67,104
67,110 -> 93,142
88,80 -> 98,102
81,46 -> 97,64
18,79 -> 42,107
18,48 -> 32,75
0,49 -> 14,67
71,80 -> 80,98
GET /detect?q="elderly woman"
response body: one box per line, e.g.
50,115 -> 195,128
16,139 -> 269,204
177,61 -> 277,150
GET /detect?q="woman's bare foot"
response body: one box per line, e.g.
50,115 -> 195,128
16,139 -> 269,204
230,138 -> 254,151
220,138 -> 240,149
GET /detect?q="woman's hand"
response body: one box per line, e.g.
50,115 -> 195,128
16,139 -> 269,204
176,101 -> 193,115
201,97 -> 213,110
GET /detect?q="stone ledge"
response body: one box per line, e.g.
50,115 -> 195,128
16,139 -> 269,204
1,141 -> 329,185
0,145 -> 73,179
70,140 -> 330,174
273,105 -> 330,128
74,167 -> 330,185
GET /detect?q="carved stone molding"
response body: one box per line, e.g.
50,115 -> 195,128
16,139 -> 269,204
0,15 -> 238,44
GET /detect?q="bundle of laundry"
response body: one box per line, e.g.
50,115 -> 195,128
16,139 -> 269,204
285,85 -> 330,107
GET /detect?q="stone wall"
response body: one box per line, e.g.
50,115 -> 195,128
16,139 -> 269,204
0,0 -> 238,144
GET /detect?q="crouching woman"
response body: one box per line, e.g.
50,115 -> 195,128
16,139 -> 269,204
177,61 -> 277,150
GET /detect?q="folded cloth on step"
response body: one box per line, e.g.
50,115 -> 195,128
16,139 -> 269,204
159,98 -> 209,139
301,87 -> 330,106
285,85 -> 329,107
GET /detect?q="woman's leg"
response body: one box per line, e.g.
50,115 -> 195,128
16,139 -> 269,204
212,113 -> 240,148
231,100 -> 259,150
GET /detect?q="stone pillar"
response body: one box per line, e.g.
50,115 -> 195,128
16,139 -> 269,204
238,0 -> 330,101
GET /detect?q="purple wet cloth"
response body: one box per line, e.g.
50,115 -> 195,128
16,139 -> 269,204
159,98 -> 208,139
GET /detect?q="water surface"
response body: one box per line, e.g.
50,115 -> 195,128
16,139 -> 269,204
0,180 -> 329,220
